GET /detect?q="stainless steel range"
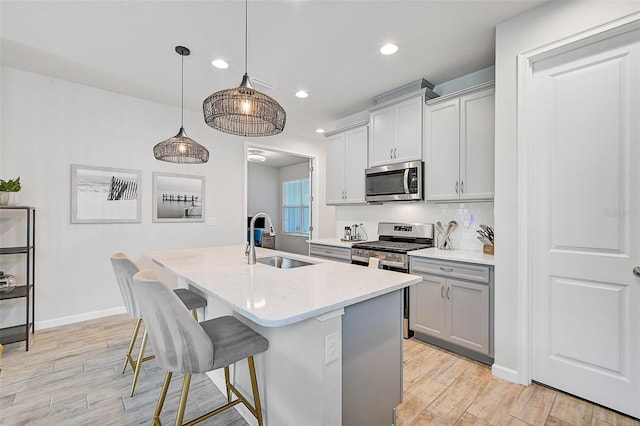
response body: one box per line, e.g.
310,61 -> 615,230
351,222 -> 434,338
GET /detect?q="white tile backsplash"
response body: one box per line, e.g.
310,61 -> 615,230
336,202 -> 494,251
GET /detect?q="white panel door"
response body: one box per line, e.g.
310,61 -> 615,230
531,27 -> 640,418
344,126 -> 368,203
424,99 -> 460,201
325,133 -> 346,205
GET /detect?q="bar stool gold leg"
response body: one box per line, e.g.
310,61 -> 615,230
224,366 -> 232,403
154,371 -> 173,425
247,356 -> 264,426
122,318 -> 142,373
130,329 -> 149,396
175,374 -> 192,426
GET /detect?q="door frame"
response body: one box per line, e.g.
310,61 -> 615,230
515,12 -> 640,386
243,142 -> 318,251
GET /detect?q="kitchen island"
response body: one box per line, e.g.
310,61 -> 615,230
150,245 -> 422,426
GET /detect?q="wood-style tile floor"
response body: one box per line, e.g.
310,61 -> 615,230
0,314 -> 638,426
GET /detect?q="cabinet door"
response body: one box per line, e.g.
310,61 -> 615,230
424,99 -> 460,201
395,96 -> 423,163
344,126 -> 368,203
460,88 -> 495,201
409,275 -> 447,338
325,133 -> 347,204
369,106 -> 395,167
446,279 -> 490,355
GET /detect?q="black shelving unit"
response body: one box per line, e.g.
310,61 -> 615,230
0,206 -> 36,351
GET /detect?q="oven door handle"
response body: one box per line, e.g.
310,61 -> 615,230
379,259 -> 407,269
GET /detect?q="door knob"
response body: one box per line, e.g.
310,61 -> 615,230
634,266 -> 640,277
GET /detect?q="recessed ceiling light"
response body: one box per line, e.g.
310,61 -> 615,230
247,154 -> 266,162
380,43 -> 398,55
211,59 -> 229,69
295,90 -> 309,99
315,128 -> 325,134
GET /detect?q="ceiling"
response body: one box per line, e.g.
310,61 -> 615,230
0,0 -> 546,140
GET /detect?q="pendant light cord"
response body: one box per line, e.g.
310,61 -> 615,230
244,0 -> 248,75
181,52 -> 184,128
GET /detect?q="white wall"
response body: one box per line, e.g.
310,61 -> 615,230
0,66 -> 332,327
248,163 -> 281,234
494,1 -> 640,381
278,161 -> 310,255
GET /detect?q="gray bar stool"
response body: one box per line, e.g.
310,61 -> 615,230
110,252 -> 207,397
132,269 -> 269,426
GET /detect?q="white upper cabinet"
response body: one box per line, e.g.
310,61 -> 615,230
424,82 -> 495,202
325,123 -> 368,205
369,94 -> 423,167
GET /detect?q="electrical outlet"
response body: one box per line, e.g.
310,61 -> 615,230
325,332 -> 339,365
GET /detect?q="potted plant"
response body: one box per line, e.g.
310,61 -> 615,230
0,177 -> 21,206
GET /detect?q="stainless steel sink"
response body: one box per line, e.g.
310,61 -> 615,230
256,256 -> 314,269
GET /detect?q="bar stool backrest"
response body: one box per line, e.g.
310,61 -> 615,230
110,252 -> 141,319
132,270 -> 214,374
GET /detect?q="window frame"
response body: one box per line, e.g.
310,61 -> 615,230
281,177 -> 310,236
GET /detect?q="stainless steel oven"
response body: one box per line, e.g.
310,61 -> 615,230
351,222 -> 434,338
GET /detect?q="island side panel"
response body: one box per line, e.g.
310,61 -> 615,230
187,280 -> 343,426
342,289 -> 404,426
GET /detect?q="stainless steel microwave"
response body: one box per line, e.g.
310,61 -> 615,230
365,161 -> 423,202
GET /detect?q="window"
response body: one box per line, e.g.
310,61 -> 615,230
282,178 -> 310,235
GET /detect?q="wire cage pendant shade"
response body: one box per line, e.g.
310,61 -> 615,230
154,46 -> 209,164
202,0 -> 286,137
203,74 -> 286,137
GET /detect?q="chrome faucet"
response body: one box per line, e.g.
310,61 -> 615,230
246,212 -> 275,264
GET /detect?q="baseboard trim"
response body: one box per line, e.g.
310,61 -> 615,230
492,363 -> 520,384
36,306 -> 127,329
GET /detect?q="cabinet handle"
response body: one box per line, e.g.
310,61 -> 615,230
390,148 -> 393,159
441,285 -> 445,299
634,266 -> 640,277
455,181 -> 459,194
439,266 -> 454,272
446,286 -> 450,300
460,180 -> 464,194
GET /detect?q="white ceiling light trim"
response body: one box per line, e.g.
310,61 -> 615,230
315,128 -> 325,134
380,43 -> 399,55
211,59 -> 229,69
295,90 -> 309,98
247,153 -> 266,162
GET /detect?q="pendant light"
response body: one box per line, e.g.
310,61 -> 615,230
202,0 -> 286,137
153,46 -> 210,164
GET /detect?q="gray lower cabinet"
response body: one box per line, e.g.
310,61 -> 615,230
409,257 -> 493,364
309,243 -> 351,263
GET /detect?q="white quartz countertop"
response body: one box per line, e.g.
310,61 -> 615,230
150,245 -> 421,327
409,248 -> 495,266
307,238 -> 365,248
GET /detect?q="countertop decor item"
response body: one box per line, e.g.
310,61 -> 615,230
202,0 -> 286,137
436,220 -> 457,250
477,224 -> 494,255
0,177 -> 21,206
153,46 -> 209,164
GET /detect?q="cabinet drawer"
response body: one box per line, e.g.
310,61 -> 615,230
410,258 -> 489,283
309,244 -> 351,263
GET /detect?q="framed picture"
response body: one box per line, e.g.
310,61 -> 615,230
71,164 -> 141,224
153,172 -> 204,223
